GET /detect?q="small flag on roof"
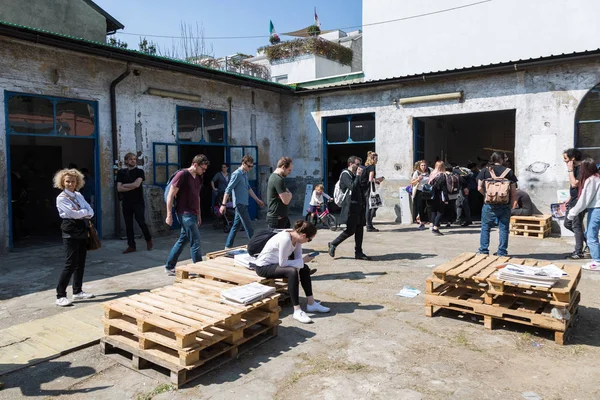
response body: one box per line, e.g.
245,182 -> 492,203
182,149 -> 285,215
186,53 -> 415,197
314,7 -> 321,28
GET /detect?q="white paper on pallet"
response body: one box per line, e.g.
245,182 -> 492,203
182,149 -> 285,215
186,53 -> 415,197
220,282 -> 276,305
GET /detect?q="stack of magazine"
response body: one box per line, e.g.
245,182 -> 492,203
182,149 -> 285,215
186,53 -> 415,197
495,263 -> 567,288
221,282 -> 276,305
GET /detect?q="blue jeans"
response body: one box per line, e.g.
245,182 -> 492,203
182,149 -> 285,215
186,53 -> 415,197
225,204 -> 254,248
165,214 -> 202,270
479,204 -> 511,256
586,208 -> 600,262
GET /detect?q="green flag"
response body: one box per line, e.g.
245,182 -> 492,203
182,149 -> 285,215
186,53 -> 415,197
269,20 -> 275,35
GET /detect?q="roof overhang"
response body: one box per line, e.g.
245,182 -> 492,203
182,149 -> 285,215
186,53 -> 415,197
0,21 -> 295,94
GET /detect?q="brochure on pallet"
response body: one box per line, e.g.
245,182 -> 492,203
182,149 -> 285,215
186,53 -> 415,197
234,253 -> 257,269
221,282 -> 276,305
495,263 -> 567,288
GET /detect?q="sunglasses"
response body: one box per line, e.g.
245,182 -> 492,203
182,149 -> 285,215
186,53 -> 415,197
245,163 -> 254,168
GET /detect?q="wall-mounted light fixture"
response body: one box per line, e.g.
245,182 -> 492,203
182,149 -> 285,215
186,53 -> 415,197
146,88 -> 201,102
398,91 -> 463,106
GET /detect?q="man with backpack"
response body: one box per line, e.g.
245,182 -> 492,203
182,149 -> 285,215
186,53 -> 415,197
477,152 -> 518,256
220,155 -> 264,248
328,156 -> 372,260
164,154 -> 210,276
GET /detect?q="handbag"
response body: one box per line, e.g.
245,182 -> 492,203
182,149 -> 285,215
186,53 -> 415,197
87,221 -> 102,251
368,182 -> 384,209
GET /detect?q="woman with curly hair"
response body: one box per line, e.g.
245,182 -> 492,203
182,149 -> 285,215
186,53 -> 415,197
53,168 -> 95,306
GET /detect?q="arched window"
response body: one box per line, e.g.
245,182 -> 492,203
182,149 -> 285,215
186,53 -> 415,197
575,83 -> 600,160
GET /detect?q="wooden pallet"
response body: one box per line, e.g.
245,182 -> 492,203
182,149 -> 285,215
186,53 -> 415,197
176,258 -> 289,300
425,284 -> 580,344
510,215 -> 552,238
205,245 -> 247,260
430,252 -> 581,307
101,323 -> 278,387
103,283 -> 280,367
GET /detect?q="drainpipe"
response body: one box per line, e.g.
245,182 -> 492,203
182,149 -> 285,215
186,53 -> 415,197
110,64 -> 131,237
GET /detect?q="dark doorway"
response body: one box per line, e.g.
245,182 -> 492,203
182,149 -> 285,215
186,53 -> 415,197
179,145 -> 226,220
9,136 -> 96,248
414,110 -> 516,218
326,143 -> 375,193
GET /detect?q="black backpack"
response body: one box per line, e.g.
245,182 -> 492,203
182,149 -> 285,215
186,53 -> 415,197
247,229 -> 278,256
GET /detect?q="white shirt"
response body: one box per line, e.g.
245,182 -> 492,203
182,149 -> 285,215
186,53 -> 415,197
412,170 -> 430,191
309,190 -> 331,206
254,231 -> 304,269
56,189 -> 94,219
568,175 -> 600,219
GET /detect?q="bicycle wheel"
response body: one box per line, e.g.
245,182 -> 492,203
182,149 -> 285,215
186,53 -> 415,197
325,214 -> 338,231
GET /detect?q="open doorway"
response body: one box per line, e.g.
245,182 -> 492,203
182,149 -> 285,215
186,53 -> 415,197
326,143 -> 375,193
179,144 -> 226,220
9,136 -> 96,248
415,110 -> 516,168
414,109 -> 516,217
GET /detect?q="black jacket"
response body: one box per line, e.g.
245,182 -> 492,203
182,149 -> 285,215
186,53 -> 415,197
339,169 -> 366,227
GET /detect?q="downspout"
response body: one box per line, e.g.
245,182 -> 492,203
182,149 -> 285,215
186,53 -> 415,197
110,64 -> 131,237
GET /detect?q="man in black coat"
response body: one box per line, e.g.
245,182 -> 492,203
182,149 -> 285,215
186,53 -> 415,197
328,156 -> 372,260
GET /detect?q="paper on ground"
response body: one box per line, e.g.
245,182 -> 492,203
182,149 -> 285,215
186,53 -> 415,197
396,286 -> 421,298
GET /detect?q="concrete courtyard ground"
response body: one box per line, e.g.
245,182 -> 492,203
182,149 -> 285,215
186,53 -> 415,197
1,216 -> 600,399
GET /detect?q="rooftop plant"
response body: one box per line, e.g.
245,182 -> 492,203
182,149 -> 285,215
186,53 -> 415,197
258,37 -> 352,66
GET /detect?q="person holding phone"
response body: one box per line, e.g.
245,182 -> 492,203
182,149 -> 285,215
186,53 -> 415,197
251,220 -> 329,324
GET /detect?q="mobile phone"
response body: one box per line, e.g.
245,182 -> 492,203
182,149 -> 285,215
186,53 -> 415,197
308,251 -> 319,257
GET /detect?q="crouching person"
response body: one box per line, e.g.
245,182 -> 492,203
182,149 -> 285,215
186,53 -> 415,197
251,220 -> 329,323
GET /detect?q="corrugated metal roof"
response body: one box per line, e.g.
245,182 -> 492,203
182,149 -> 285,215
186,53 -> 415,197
296,48 -> 600,93
0,20 -> 295,92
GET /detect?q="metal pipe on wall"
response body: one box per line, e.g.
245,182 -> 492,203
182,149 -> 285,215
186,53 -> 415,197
110,64 -> 131,237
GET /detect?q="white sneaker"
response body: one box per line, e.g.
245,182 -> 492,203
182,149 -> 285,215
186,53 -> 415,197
56,297 -> 72,307
165,268 -> 176,276
582,261 -> 600,271
293,310 -> 312,324
73,291 -> 95,300
306,301 -> 330,313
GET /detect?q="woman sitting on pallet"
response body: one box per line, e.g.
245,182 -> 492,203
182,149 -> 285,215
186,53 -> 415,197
251,220 -> 330,324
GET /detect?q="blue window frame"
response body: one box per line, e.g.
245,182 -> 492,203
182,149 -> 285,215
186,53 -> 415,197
153,143 -> 180,185
323,113 -> 376,144
176,106 -> 227,144
6,92 -> 97,137
5,91 -> 100,249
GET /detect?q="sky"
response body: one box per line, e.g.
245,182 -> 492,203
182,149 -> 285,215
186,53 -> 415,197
94,0 -> 362,58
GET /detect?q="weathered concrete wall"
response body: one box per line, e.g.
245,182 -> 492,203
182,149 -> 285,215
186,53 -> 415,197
0,0 -> 109,42
290,61 -> 600,221
0,36 -> 286,252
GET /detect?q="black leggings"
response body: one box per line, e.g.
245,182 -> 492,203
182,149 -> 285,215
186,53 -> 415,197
255,263 -> 313,306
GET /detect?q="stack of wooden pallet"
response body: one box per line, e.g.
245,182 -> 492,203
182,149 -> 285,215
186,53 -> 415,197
101,253 -> 283,387
425,252 -> 581,344
510,214 -> 552,238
